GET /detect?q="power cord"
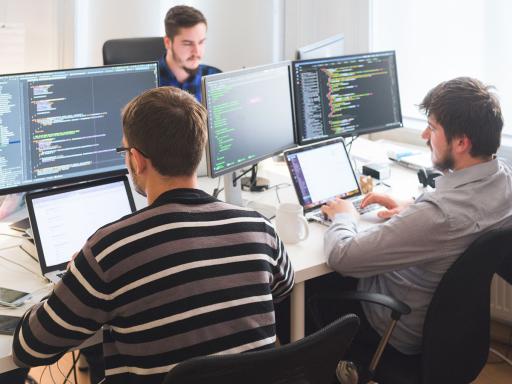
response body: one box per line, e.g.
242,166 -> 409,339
212,167 -> 257,198
345,135 -> 359,154
270,182 -> 291,204
489,347 -> 512,367
213,176 -> 223,198
56,357 -> 74,384
39,365 -> 48,384
48,362 -> 56,384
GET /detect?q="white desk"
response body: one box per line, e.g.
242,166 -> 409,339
247,156 -> 423,341
0,139 -> 427,372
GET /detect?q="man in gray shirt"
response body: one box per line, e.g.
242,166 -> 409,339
320,77 -> 512,356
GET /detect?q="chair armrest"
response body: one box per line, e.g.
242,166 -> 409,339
310,291 -> 411,321
307,290 -> 412,381
335,291 -> 411,320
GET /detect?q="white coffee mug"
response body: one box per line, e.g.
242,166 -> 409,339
275,203 -> 310,244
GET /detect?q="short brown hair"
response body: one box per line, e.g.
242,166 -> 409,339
164,5 -> 207,40
419,77 -> 503,157
122,87 -> 207,177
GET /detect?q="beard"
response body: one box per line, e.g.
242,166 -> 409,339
183,66 -> 199,77
128,156 -> 147,197
171,47 -> 200,77
428,140 -> 454,171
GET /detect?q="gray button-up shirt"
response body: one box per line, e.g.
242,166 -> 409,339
324,159 -> 512,354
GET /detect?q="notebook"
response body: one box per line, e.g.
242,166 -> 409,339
26,176 -> 136,283
284,138 -> 378,225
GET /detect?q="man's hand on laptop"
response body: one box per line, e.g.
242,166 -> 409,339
360,192 -> 411,219
321,198 -> 359,219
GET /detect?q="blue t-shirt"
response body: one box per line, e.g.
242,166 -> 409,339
158,55 -> 221,102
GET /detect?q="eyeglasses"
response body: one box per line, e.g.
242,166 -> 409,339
115,146 -> 150,158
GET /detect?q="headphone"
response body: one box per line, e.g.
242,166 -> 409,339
417,168 -> 443,188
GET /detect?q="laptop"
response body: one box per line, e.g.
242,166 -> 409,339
284,138 -> 378,225
26,176 -> 136,283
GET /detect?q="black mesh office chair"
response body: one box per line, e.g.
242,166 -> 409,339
162,314 -> 360,384
497,246 -> 512,285
102,37 -> 165,65
310,227 -> 512,384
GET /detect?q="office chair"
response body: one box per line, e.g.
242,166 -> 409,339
309,227 -> 512,384
162,314 -> 360,384
102,37 -> 165,65
497,248 -> 512,285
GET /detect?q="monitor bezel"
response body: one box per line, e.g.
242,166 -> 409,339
296,33 -> 345,60
292,50 -> 403,145
0,62 -> 159,195
202,61 -> 297,178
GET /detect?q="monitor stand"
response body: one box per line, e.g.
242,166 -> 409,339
223,172 -> 276,220
241,165 -> 270,192
223,173 -> 243,207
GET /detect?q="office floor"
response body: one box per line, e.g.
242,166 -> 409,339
29,353 -> 89,384
27,347 -> 512,384
29,318 -> 512,383
473,340 -> 512,384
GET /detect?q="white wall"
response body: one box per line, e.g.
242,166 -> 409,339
74,0 -> 163,67
284,0 -> 370,59
0,0 -> 59,73
0,0 -> 371,72
169,0 -> 280,71
74,0 -> 286,71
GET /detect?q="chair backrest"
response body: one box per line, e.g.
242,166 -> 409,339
102,37 -> 165,65
421,227 -> 512,384
162,314 -> 359,384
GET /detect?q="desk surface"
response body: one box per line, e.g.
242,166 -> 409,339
0,138 -> 425,373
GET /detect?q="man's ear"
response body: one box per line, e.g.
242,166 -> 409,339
164,36 -> 172,51
453,135 -> 472,155
131,148 -> 148,175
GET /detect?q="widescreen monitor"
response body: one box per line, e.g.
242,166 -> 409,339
292,51 -> 402,144
297,33 -> 345,60
0,62 -> 158,194
202,62 -> 296,178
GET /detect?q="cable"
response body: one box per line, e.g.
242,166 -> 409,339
72,351 -> 79,384
213,176 -> 223,198
490,347 -> 512,367
56,357 -> 73,384
48,363 -> 57,384
213,167 -> 254,197
346,135 -> 359,153
270,182 -> 291,204
39,365 -> 48,383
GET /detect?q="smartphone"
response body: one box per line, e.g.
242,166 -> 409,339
0,314 -> 21,335
0,287 -> 31,308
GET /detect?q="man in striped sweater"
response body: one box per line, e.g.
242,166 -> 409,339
12,86 -> 294,383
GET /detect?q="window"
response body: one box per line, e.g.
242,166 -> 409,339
371,0 -> 512,134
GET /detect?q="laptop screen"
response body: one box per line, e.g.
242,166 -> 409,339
26,176 -> 136,273
285,138 -> 361,211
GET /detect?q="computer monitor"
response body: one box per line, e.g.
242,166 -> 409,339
0,62 -> 158,194
292,51 -> 402,145
297,33 -> 345,60
202,61 -> 296,179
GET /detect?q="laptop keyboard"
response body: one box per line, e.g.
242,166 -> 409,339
353,200 -> 380,214
308,200 -> 380,225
